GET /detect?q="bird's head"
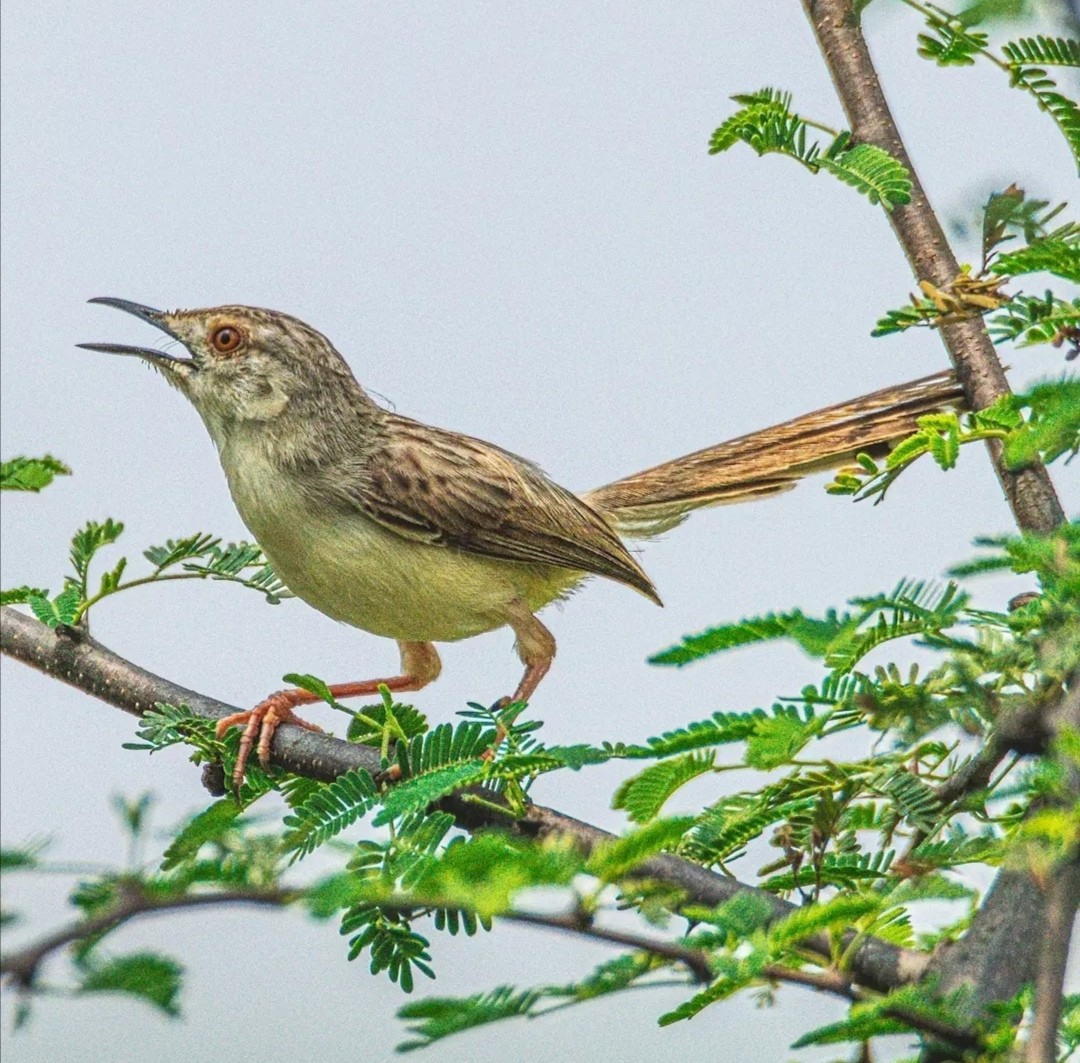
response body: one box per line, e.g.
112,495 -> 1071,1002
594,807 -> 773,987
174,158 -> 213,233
79,298 -> 365,445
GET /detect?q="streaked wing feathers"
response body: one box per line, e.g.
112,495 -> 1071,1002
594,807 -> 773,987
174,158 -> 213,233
329,416 -> 660,603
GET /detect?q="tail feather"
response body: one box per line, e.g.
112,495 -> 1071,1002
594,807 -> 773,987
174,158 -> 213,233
582,370 -> 966,538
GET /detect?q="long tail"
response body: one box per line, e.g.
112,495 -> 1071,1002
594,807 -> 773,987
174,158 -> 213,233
582,370 -> 966,538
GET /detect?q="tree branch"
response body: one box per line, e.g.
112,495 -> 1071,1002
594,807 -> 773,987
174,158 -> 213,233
0,604 -> 928,998
800,3 -> 1071,1044
498,910 -> 713,984
1,886 -> 294,990
1025,681 -> 1080,1063
802,0 -> 1065,537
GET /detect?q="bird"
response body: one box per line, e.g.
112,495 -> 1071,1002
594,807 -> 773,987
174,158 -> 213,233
80,297 -> 965,786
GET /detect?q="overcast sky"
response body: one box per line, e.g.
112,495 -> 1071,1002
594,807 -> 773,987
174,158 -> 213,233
2,3 -> 1076,1061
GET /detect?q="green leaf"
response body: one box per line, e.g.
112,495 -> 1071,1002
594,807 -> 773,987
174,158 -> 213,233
0,843 -> 46,871
917,21 -> 988,66
613,752 -> 716,823
586,816 -> 694,881
27,586 -> 82,628
631,708 -> 776,759
281,768 -> 379,859
142,533 -> 219,570
658,949 -> 769,1025
373,762 -> 487,826
686,796 -> 818,865
1002,35 -> 1080,68
744,710 -> 819,770
77,952 -> 184,1017
816,141 -> 912,209
342,907 -> 435,990
0,455 -> 71,492
409,834 -> 583,917
650,609 -> 857,666
69,519 -> 125,594
160,799 -> 243,871
1002,37 -> 1080,166
397,986 -> 542,1051
769,893 -> 882,948
991,227 -> 1080,283
1,586 -> 50,606
282,672 -> 340,706
709,89 -> 909,209
991,293 -> 1079,348
1002,377 -> 1080,466
347,701 -> 430,746
871,299 -> 943,337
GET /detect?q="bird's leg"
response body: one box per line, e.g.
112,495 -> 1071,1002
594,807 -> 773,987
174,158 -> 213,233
485,604 -> 556,757
217,641 -> 442,789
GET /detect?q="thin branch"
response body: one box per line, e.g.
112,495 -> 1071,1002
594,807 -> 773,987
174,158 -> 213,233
499,910 -> 713,984
0,604 -> 927,996
1,886 -> 294,989
802,0 -> 1065,537
761,965 -> 980,1050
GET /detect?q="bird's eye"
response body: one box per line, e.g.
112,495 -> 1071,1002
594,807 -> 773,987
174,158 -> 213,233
210,326 -> 243,354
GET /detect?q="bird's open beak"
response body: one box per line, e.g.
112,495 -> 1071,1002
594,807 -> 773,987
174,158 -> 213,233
77,297 -> 195,368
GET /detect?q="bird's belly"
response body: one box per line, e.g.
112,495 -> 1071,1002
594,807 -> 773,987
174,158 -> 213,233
229,472 -> 582,642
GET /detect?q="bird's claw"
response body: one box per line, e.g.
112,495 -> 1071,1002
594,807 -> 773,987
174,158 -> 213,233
215,691 -> 324,792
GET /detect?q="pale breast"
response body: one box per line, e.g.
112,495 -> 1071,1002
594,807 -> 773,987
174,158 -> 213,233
222,447 -> 583,642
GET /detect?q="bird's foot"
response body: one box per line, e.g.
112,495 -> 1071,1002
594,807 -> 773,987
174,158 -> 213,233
215,690 -> 324,791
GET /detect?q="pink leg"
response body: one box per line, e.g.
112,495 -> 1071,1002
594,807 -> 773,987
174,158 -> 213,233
216,641 -> 441,788
484,602 -> 557,757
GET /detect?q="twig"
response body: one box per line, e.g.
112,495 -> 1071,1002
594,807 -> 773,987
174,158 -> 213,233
1,886 -> 294,989
499,910 -> 713,984
0,604 -> 927,997
762,965 -> 980,1050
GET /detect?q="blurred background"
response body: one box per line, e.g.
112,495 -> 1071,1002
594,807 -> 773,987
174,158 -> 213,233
2,2 -> 1076,1060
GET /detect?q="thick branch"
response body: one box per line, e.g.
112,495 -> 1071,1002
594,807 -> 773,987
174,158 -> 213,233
0,605 -> 927,997
802,0 -> 1064,536
1025,682 -> 1080,1063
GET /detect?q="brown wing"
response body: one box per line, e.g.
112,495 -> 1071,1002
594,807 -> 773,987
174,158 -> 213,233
321,415 -> 661,603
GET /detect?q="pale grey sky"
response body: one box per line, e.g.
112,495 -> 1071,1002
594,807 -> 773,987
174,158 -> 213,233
2,3 -> 1076,1061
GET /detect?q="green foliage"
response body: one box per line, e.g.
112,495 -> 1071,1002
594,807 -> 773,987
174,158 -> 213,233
873,182 -> 1078,358
5,13 -> 1078,1058
709,90 -> 911,208
586,817 -> 695,882
649,608 -> 857,666
917,18 -> 988,65
6,521 -> 1078,1053
282,769 -> 380,860
0,455 -> 70,492
826,379 -> 1077,502
159,799 -> 243,871
907,2 -> 1079,167
613,752 -> 717,822
1002,36 -> 1080,164
988,292 -> 1080,349
990,225 -> 1080,283
0,586 -> 50,605
3,501 -> 291,625
341,906 -> 435,991
76,952 -> 184,1017
397,986 -> 543,1051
